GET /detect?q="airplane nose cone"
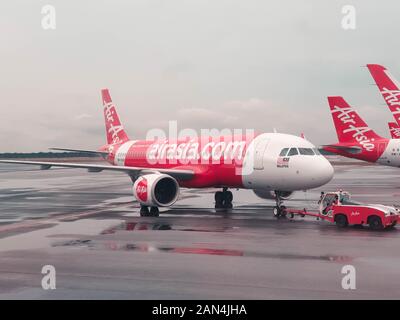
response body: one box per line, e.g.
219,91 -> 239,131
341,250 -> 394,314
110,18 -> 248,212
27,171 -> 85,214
314,157 -> 334,186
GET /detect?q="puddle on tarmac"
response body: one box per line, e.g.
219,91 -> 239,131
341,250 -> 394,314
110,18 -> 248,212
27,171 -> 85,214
52,239 -> 352,262
101,221 -> 232,234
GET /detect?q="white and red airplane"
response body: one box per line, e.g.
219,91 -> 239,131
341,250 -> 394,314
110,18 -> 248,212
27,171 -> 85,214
323,96 -> 400,167
0,89 -> 333,216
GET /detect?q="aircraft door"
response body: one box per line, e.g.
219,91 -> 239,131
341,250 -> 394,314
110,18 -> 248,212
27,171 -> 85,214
253,138 -> 270,170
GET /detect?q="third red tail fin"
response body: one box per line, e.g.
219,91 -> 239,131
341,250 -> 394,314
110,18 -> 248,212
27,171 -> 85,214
367,64 -> 400,124
388,122 -> 400,139
328,96 -> 383,146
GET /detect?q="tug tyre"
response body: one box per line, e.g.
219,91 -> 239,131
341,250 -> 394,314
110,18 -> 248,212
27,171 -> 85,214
368,216 -> 383,230
335,214 -> 348,228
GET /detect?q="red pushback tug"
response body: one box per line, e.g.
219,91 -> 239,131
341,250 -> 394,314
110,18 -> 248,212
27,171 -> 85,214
280,191 -> 400,230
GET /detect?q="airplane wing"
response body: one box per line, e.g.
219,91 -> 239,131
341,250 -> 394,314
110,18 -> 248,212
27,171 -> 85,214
321,145 -> 362,154
49,148 -> 108,156
0,160 -> 194,181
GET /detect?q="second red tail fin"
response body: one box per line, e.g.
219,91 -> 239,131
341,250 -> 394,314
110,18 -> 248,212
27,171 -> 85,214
328,96 -> 383,149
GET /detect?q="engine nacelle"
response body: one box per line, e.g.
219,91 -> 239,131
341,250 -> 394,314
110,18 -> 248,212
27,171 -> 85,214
253,189 -> 293,200
133,173 -> 180,207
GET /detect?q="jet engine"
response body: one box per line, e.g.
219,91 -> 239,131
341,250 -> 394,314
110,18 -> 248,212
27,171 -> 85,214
253,189 -> 293,200
133,173 -> 180,207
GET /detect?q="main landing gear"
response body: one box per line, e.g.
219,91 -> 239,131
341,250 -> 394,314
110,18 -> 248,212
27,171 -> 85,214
215,187 -> 233,210
140,205 -> 159,217
273,191 -> 287,218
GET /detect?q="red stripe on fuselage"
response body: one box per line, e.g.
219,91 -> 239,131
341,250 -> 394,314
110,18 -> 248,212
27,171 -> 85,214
103,135 -> 258,188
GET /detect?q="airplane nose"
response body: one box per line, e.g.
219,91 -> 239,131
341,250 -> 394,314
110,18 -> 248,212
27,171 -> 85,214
315,157 -> 334,186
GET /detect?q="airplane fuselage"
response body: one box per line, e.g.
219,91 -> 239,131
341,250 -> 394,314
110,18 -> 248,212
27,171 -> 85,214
103,132 -> 334,191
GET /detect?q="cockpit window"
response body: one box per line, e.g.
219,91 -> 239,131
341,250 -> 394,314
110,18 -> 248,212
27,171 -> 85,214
298,148 -> 315,155
287,148 -> 298,156
279,148 -> 289,156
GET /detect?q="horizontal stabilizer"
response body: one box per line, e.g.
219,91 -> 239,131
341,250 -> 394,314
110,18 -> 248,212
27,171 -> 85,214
321,144 -> 362,154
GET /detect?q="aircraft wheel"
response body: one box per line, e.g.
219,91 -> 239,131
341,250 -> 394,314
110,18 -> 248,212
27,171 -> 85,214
215,191 -> 223,202
140,206 -> 150,217
215,190 -> 233,210
215,191 -> 225,209
223,191 -> 233,209
274,206 -> 286,218
223,202 -> 233,209
279,206 -> 287,218
225,191 -> 233,203
150,206 -> 159,217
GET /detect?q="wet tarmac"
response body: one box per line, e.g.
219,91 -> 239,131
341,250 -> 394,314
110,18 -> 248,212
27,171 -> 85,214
0,162 -> 400,299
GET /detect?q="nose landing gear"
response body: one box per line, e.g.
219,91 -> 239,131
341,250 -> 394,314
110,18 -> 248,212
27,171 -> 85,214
215,187 -> 233,209
273,191 -> 287,218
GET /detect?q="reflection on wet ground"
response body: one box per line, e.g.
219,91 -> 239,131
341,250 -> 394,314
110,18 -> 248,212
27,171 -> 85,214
52,238 -> 352,262
101,221 -> 236,234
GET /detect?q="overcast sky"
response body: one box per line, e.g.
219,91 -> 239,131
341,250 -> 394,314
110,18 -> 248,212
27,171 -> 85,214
0,0 -> 399,152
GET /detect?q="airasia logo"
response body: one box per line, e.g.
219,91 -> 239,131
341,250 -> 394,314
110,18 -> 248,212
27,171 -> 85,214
381,87 -> 400,108
331,105 -> 375,151
136,178 -> 148,202
104,102 -> 125,144
390,127 -> 400,138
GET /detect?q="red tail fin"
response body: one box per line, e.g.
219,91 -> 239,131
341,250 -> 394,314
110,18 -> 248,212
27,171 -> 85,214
328,96 -> 382,146
101,89 -> 129,145
367,64 -> 400,124
388,122 -> 400,139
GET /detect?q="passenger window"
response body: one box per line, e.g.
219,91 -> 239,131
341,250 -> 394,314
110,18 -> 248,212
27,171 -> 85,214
298,148 -> 315,155
288,148 -> 298,156
279,148 -> 289,156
